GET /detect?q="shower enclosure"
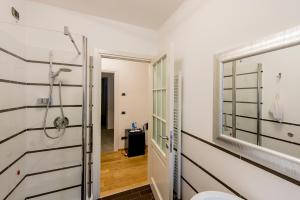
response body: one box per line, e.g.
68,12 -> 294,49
0,22 -> 93,200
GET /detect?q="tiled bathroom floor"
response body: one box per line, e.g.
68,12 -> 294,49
101,185 -> 154,200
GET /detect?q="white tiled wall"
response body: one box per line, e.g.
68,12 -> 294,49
182,156 -> 234,195
0,21 -> 83,200
0,22 -> 27,200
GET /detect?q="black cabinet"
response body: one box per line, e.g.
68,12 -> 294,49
124,129 -> 145,157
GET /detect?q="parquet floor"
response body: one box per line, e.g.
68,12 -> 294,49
100,150 -> 148,197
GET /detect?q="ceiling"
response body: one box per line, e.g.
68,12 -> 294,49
29,0 -> 184,29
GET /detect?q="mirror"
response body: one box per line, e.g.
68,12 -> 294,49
222,44 -> 300,159
214,26 -> 300,182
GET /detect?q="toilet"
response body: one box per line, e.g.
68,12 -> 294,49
191,191 -> 243,200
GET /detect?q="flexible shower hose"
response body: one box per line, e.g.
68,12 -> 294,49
43,81 -> 67,139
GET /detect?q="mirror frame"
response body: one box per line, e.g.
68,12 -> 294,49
213,26 -> 300,183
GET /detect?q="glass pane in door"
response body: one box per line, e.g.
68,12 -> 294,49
152,55 -> 167,153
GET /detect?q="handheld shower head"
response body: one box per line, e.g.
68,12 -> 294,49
52,68 -> 72,78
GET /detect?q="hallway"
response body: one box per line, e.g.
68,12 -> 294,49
101,129 -> 114,153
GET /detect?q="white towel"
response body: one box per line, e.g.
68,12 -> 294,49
269,94 -> 283,122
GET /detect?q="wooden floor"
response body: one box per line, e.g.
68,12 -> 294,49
100,150 -> 148,197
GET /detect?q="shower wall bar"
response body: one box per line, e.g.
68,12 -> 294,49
88,56 -> 94,198
224,62 -> 263,146
256,64 -> 262,146
81,36 -> 88,200
231,61 -> 237,138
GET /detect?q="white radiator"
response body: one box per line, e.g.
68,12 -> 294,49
173,73 -> 182,199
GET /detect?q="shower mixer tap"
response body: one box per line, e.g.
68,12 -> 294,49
42,51 -> 72,139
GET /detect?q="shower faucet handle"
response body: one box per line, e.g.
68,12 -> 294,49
37,98 -> 50,105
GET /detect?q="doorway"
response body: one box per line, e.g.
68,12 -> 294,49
101,72 -> 115,153
99,55 -> 151,198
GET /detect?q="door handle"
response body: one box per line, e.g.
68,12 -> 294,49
160,136 -> 169,140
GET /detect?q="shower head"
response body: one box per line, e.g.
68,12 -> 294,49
52,68 -> 72,78
63,26 -> 81,55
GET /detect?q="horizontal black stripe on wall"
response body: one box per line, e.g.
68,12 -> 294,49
25,184 -> 82,200
223,101 -> 262,104
223,125 -> 300,146
0,104 -> 82,113
262,118 -> 300,127
181,153 -> 246,199
27,105 -> 82,108
0,144 -> 82,176
0,124 -> 82,147
223,71 -> 262,78
182,130 -> 300,187
223,112 -> 300,128
3,164 -> 81,200
27,82 -> 83,87
223,113 -> 257,120
0,129 -> 27,144
0,78 -> 26,85
224,87 -> 263,90
0,47 -> 82,67
27,124 -> 82,131
181,176 -> 198,194
261,134 -> 300,146
0,106 -> 26,113
0,78 -> 82,87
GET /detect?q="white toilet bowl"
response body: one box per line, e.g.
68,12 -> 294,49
191,191 -> 243,200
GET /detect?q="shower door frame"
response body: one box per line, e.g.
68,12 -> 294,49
82,36 -> 88,200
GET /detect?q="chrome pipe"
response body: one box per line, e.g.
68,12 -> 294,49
87,56 -> 94,198
256,63 -> 262,146
231,61 -> 237,138
64,26 -> 81,55
81,36 -> 88,200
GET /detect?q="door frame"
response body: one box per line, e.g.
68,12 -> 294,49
92,48 -> 152,199
101,70 -> 119,152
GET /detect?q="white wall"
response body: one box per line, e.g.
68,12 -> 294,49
159,0 -> 300,199
102,58 -> 150,149
23,0 -> 158,57
0,0 -> 25,23
0,22 -> 27,200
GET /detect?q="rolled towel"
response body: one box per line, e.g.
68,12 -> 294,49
269,94 -> 283,122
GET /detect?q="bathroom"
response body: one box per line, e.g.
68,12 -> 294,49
0,0 -> 300,200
